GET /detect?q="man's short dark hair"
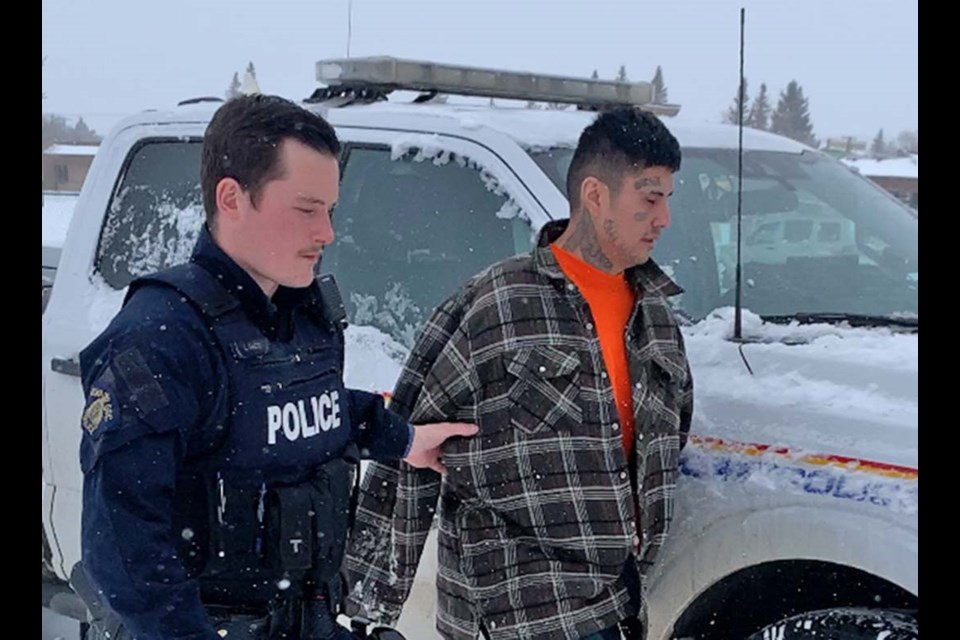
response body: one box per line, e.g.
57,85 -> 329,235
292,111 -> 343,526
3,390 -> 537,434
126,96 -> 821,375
201,94 -> 341,222
566,107 -> 681,209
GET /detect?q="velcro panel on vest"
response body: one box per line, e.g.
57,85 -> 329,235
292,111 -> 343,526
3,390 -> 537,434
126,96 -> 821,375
276,487 -> 314,571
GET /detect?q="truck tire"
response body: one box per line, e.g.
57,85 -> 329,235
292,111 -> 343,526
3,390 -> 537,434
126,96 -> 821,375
747,607 -> 917,640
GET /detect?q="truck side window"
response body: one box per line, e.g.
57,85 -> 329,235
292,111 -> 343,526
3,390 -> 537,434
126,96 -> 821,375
97,140 -> 204,289
322,145 -> 532,347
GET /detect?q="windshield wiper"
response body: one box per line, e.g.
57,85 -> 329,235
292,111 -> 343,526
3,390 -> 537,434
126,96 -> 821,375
762,312 -> 918,329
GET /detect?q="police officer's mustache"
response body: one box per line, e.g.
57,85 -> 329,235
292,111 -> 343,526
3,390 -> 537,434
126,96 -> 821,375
299,247 -> 326,259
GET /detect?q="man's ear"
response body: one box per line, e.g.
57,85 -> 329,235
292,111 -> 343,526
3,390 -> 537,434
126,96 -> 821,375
216,177 -> 245,222
580,175 -> 608,217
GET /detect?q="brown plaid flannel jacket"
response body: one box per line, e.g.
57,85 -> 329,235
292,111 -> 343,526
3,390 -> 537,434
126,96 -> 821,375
345,220 -> 693,640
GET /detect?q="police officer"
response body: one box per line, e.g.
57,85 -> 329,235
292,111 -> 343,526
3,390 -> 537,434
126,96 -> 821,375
77,94 -> 477,640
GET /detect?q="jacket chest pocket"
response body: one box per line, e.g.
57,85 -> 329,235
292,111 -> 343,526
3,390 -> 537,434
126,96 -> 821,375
504,345 -> 582,436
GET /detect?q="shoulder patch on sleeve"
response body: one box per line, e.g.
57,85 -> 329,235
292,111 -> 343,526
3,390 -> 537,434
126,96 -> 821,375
82,386 -> 115,435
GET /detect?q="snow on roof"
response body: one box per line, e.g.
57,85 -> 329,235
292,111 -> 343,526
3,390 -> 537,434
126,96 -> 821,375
843,155 -> 918,179
45,144 -> 99,157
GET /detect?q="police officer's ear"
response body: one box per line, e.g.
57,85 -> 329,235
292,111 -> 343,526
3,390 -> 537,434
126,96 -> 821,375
216,177 -> 248,223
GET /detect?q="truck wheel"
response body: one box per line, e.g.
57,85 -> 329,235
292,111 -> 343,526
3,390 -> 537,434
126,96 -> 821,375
746,607 -> 917,640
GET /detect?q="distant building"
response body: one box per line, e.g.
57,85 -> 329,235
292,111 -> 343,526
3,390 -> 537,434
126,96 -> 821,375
843,155 -> 918,209
42,144 -> 98,192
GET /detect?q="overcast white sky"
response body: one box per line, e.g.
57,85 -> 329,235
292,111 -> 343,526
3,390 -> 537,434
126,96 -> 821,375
42,0 -> 917,142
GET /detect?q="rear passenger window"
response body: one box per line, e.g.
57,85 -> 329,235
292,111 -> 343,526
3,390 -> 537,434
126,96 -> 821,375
97,140 -> 204,289
323,145 -> 533,346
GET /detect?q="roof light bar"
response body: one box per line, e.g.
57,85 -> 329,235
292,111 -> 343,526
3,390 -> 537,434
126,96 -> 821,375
315,56 -> 680,115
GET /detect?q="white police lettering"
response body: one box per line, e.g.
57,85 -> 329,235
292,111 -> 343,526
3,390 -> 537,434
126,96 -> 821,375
266,390 -> 342,444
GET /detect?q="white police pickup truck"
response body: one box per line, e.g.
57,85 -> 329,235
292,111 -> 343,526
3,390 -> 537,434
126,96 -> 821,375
42,57 -> 918,639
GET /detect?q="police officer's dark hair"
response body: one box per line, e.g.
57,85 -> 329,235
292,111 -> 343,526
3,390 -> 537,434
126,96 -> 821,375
201,94 -> 341,223
566,107 -> 681,211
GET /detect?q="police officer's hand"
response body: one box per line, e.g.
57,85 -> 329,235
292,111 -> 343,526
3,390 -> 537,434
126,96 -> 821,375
404,422 -> 478,474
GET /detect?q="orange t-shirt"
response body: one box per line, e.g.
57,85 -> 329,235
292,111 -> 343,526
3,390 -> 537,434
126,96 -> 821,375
551,243 -> 637,456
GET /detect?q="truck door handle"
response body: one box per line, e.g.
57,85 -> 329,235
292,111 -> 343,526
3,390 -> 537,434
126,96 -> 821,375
51,357 -> 81,377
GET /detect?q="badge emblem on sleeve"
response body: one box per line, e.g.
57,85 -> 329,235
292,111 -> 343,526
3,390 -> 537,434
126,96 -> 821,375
83,387 -> 114,434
